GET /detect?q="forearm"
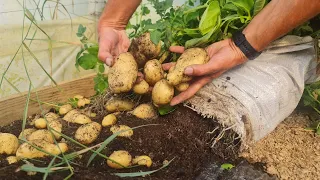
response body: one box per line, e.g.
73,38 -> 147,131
243,0 -> 320,51
99,0 -> 142,30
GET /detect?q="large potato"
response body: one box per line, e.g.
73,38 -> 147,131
166,48 -> 209,86
19,128 -> 37,140
0,133 -> 19,155
107,150 -> 132,169
44,112 -> 60,122
132,104 -> 158,119
75,122 -> 102,144
129,32 -> 161,68
28,130 -> 55,144
152,79 -> 174,106
105,98 -> 135,112
144,59 -> 165,86
16,139 -> 68,159
108,52 -> 138,93
63,109 -> 92,124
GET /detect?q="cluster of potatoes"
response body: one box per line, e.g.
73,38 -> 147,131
0,95 -> 155,169
108,32 -> 210,107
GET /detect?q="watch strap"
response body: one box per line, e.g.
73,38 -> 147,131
232,31 -> 261,60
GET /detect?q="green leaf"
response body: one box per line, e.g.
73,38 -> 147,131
158,105 -> 176,115
113,158 -> 175,177
227,0 -> 254,16
198,1 -> 220,35
77,24 -> 86,37
98,64 -> 105,73
87,46 -> 99,56
93,74 -> 108,94
78,53 -> 98,70
150,30 -> 162,45
142,6 -> 150,15
221,163 -> 235,170
253,0 -> 266,16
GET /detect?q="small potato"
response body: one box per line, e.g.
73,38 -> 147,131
132,155 -> 152,167
105,98 -> 135,112
102,114 -> 117,127
59,104 -> 73,115
0,133 -> 19,155
6,156 -> 18,164
28,130 -> 55,144
19,128 -> 36,140
175,82 -> 190,92
133,80 -> 149,95
44,112 -> 60,122
48,120 -> 62,140
84,98 -> 91,104
34,118 -> 47,129
152,79 -> 174,106
144,59 -> 164,86
110,125 -> 133,138
77,98 -> 86,108
132,104 -> 158,119
74,95 -> 84,99
75,122 -> 102,144
108,52 -> 138,93
166,48 -> 209,86
63,110 -> 92,124
16,140 -> 68,159
107,150 -> 132,169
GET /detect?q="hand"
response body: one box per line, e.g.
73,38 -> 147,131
165,39 -> 247,106
98,26 -> 130,66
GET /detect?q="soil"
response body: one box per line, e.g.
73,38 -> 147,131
241,110 -> 320,180
0,106 -> 269,180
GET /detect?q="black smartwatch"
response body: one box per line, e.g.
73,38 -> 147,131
232,31 -> 261,60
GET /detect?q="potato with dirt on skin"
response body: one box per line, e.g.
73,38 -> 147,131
152,79 -> 174,106
16,139 -> 68,159
129,32 -> 161,68
102,114 -> 117,127
108,52 -> 138,93
59,104 -> 73,115
166,48 -> 209,86
131,104 -> 158,120
34,118 -> 47,129
144,59 -> 165,86
0,133 -> 19,155
107,150 -> 132,169
133,80 -> 149,95
18,128 -> 36,140
48,120 -> 62,140
175,82 -> 190,92
110,125 -> 133,138
105,98 -> 135,112
63,109 -> 92,124
44,112 -> 60,122
75,122 -> 102,144
132,155 -> 152,167
28,129 -> 55,143
6,156 -> 18,164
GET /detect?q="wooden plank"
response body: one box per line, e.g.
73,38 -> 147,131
0,74 -> 97,126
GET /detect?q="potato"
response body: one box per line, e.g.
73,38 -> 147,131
110,125 -> 133,138
75,122 -> 102,144
166,48 -> 209,86
77,98 -> 86,108
44,112 -> 60,122
108,52 -> 138,93
132,155 -> 152,167
28,130 -> 55,144
107,150 -> 132,169
34,118 -> 47,129
131,104 -> 158,119
152,79 -> 174,106
133,80 -> 149,95
74,95 -> 84,99
6,156 -> 18,164
144,59 -> 165,86
59,104 -> 73,115
63,110 -> 92,124
0,133 -> 19,155
175,82 -> 190,92
102,114 -> 117,127
19,128 -> 36,140
129,32 -> 161,68
48,120 -> 62,140
105,98 -> 135,112
16,140 -> 68,159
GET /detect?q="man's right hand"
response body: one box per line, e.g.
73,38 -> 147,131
98,27 -> 130,66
